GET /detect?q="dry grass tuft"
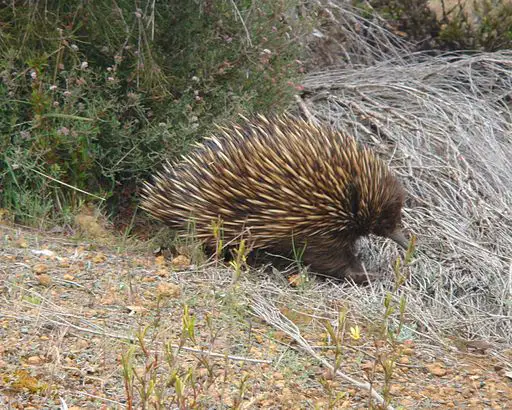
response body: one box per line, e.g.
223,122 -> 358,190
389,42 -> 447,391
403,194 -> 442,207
297,50 -> 512,343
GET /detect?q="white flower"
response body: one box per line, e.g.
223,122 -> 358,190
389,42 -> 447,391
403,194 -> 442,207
57,127 -> 70,136
80,61 -> 88,70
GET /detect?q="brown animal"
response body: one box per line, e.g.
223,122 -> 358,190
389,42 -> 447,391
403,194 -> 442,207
141,115 -> 408,281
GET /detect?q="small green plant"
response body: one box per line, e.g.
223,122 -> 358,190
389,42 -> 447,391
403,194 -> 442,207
121,325 -> 167,410
120,305 -> 202,409
119,301 -> 262,409
324,308 -> 348,377
229,239 -> 249,284
181,304 -> 197,346
211,218 -> 225,263
321,307 -> 351,408
319,238 -> 416,409
439,0 -> 512,51
232,374 -> 250,410
291,234 -> 308,270
368,236 -> 416,409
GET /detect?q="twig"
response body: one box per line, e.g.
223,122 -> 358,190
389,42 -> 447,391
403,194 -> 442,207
295,95 -> 319,125
229,0 -> 252,47
30,168 -> 106,201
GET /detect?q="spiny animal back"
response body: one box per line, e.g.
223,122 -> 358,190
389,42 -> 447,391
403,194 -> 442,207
141,115 -> 402,245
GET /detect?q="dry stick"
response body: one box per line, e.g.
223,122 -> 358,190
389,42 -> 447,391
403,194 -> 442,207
31,168 -> 106,201
295,95 -> 319,126
229,0 -> 252,47
75,391 -> 126,407
251,297 -> 395,410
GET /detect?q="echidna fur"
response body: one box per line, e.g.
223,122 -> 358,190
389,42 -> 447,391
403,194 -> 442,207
141,114 -> 408,281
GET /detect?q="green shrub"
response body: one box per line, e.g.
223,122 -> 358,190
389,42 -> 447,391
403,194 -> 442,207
0,0 -> 307,225
363,0 -> 512,51
438,0 -> 512,51
368,0 -> 439,48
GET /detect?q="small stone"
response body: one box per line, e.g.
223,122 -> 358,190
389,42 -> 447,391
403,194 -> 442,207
157,282 -> 180,298
126,305 -> 147,314
321,369 -> 334,380
92,253 -> 107,263
155,255 -> 166,266
171,255 -> 190,270
76,339 -> 89,349
156,268 -> 169,277
465,366 -> 483,376
27,355 -> 43,365
400,398 -> 416,407
426,362 -> 447,377
288,274 -> 307,287
402,347 -> 415,356
15,238 -> 29,248
32,264 -> 48,274
37,274 -> 52,286
361,361 -> 374,371
398,356 -> 410,365
273,372 -> 284,380
389,384 -> 403,395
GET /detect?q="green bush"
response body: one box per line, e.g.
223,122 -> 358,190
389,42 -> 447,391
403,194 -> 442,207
368,0 -> 439,48
0,0 -> 307,225
438,0 -> 512,51
363,0 -> 512,51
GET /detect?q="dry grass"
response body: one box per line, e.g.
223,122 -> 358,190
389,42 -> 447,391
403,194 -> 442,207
1,224 -> 511,408
298,50 -> 512,344
307,0 -> 412,68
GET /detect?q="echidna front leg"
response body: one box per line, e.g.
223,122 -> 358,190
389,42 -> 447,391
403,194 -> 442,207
302,241 -> 371,283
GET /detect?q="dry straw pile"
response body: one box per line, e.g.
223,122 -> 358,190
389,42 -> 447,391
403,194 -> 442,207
300,51 -> 511,342
251,3 -> 512,347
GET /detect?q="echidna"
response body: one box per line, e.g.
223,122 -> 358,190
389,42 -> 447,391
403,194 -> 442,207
141,115 -> 408,281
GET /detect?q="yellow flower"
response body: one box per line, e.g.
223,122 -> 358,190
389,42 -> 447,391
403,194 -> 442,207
350,325 -> 361,340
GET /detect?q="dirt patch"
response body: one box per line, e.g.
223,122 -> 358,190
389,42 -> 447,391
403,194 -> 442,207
1,224 -> 511,408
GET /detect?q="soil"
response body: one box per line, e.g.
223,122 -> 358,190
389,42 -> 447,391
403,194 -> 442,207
1,223 -> 511,409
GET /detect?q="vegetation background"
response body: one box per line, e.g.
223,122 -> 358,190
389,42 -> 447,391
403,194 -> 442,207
1,0 -> 510,228
0,1 -> 511,409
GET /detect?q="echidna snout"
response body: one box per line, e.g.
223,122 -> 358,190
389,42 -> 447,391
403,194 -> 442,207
388,230 -> 409,250
141,114 -> 408,281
